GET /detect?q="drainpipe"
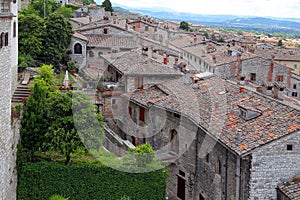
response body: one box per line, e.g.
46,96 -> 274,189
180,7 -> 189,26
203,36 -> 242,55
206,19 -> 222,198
236,157 -> 241,200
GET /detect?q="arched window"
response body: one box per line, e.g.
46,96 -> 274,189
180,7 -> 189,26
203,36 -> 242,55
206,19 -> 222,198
74,43 -> 82,54
98,51 -> 103,57
0,32 -> 4,48
4,33 -> 8,46
89,50 -> 94,57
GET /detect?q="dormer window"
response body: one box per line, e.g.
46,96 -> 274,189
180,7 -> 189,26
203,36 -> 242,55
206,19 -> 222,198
238,105 -> 261,121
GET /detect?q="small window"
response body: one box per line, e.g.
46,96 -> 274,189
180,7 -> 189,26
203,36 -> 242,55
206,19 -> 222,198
89,50 -> 94,57
128,106 -> 132,116
103,28 -> 108,34
145,26 -> 149,31
174,113 -> 180,118
287,144 -> 293,151
240,109 -> 247,118
293,84 -> 297,89
250,73 -> 256,81
294,64 -> 298,69
276,75 -> 283,82
142,138 -> 146,144
216,159 -> 221,175
179,170 -> 185,177
292,92 -> 298,97
205,153 -> 209,163
111,99 -> 116,104
139,107 -> 145,122
4,32 -> 8,46
240,76 -> 245,81
267,86 -> 272,90
74,43 -> 82,54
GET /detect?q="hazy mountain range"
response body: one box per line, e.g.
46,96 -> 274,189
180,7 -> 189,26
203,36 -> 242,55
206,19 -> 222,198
112,3 -> 300,34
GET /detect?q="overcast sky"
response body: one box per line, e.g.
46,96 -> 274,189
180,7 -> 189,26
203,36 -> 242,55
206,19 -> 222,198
106,0 -> 300,18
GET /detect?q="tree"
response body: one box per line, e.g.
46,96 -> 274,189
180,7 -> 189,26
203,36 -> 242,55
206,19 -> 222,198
45,91 -> 83,165
179,21 -> 189,31
102,0 -> 113,12
41,13 -> 73,66
18,14 -> 44,60
277,39 -> 283,47
21,0 -> 59,18
34,64 -> 56,90
54,6 -> 73,18
20,79 -> 50,159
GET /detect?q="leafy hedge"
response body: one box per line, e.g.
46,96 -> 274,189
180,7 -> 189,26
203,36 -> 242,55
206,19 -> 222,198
17,161 -> 167,200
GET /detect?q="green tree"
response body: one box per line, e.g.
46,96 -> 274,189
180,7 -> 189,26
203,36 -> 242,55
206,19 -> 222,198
102,0 -> 113,12
35,64 -> 56,90
45,91 -> 83,165
18,14 -> 44,60
20,79 -> 50,159
54,6 -> 73,18
131,143 -> 155,167
179,21 -> 189,31
23,0 -> 59,18
277,39 -> 283,47
41,13 -> 73,66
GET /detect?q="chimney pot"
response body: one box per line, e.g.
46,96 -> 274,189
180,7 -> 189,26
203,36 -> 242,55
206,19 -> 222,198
240,86 -> 245,93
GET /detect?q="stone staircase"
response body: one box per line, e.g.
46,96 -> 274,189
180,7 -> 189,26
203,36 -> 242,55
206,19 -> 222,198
12,84 -> 31,103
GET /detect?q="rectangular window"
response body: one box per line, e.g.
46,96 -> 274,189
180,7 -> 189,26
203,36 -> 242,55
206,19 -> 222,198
139,107 -> 145,122
216,160 -> 221,175
13,22 -> 16,38
287,144 -> 293,151
276,75 -> 283,82
174,113 -> 180,118
103,28 -> 108,34
134,76 -> 143,89
292,92 -> 298,97
250,73 -> 256,81
293,84 -> 297,89
128,106 -> 132,116
294,64 -> 298,69
111,99 -> 116,105
206,153 -> 209,163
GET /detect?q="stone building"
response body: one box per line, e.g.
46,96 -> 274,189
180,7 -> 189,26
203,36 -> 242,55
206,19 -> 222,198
112,74 -> 300,200
0,0 -> 19,199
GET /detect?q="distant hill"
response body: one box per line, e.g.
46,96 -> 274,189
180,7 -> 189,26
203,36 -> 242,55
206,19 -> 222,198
113,6 -> 131,14
111,4 -> 300,34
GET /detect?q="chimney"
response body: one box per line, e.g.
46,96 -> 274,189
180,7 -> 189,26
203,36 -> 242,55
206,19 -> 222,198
142,46 -> 148,56
194,34 -> 197,43
287,70 -> 291,89
237,53 -> 242,80
166,54 -> 169,63
267,55 -> 275,82
148,46 -> 153,58
89,16 -> 92,23
239,86 -> 245,93
183,69 -> 191,85
272,85 -> 279,99
174,57 -> 179,67
212,55 -> 216,64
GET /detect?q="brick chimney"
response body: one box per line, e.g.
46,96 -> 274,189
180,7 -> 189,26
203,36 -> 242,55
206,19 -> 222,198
267,55 -> 275,82
194,34 -> 197,43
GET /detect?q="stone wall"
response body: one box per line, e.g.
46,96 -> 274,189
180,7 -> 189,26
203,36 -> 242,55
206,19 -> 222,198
70,37 -> 87,69
0,10 -> 19,199
290,73 -> 300,99
249,131 -> 300,200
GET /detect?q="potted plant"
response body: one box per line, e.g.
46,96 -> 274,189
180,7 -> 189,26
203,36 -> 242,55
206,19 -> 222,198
97,82 -> 106,92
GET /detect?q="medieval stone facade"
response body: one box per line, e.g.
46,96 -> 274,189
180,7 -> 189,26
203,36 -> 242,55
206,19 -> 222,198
0,0 -> 19,199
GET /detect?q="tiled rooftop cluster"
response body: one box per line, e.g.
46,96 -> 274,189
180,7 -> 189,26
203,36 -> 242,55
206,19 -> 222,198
278,175 -> 300,199
183,41 -> 257,66
102,50 -> 183,76
128,76 -> 300,155
86,34 -> 139,49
